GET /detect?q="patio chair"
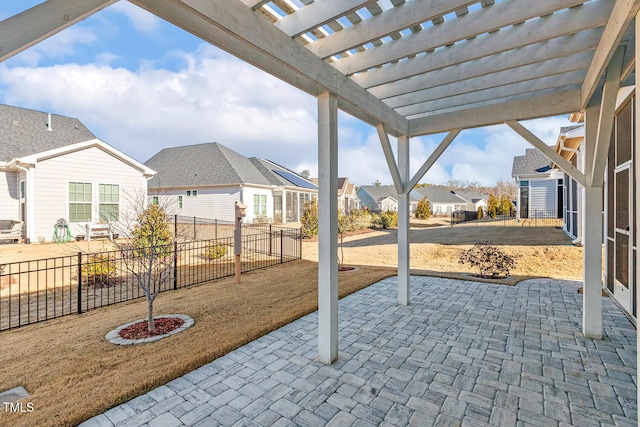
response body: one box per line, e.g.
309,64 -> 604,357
0,221 -> 23,243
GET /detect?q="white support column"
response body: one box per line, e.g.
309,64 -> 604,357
317,91 -> 339,364
397,135 -> 410,306
582,103 -> 603,339
635,15 -> 640,402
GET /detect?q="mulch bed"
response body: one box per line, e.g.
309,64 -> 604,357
118,317 -> 184,340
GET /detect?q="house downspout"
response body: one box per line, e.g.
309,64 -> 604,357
559,135 -> 583,245
14,163 -> 32,243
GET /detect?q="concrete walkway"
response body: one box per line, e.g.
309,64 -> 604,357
81,277 -> 637,426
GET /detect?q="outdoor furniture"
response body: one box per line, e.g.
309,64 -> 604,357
0,220 -> 23,243
86,223 -> 113,241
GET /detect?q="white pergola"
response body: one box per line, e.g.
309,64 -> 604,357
2,0 -> 638,367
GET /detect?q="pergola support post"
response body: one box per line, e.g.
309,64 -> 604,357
317,91 -> 339,364
397,135 -> 410,306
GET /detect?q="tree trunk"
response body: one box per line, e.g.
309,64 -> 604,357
147,301 -> 155,331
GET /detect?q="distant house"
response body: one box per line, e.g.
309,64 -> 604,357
411,187 -> 469,215
357,185 -> 414,213
511,147 -> 564,219
311,177 -> 359,213
145,143 -> 317,223
453,190 -> 489,212
0,104 -> 155,243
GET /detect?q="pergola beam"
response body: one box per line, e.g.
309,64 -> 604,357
0,0 -> 117,62
398,71 -> 585,118
352,5 -> 609,90
333,0 -> 595,75
386,53 -> 592,109
505,120 -> 586,187
370,35 -> 599,99
409,88 -> 581,136
307,0 -> 477,59
275,0 -> 376,38
131,0 -> 409,135
407,130 -> 461,191
376,123 -> 404,195
581,0 -> 640,108
591,45 -> 626,187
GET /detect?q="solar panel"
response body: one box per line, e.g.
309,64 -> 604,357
272,169 -> 318,190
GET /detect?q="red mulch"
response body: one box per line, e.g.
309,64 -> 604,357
339,266 -> 358,272
119,317 -> 185,340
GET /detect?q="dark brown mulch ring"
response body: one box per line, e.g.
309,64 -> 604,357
119,317 -> 185,340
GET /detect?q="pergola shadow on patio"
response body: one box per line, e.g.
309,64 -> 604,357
82,276 -> 637,427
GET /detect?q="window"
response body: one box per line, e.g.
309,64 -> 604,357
186,190 -> 191,197
99,184 -> 119,221
186,190 -> 197,197
178,195 -> 183,209
69,182 -> 92,223
254,194 -> 267,215
151,196 -> 159,205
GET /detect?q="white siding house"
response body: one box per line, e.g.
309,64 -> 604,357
0,105 -> 154,243
146,143 -> 317,224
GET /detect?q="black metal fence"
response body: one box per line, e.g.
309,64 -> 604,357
169,215 -> 297,241
450,209 -> 562,227
0,226 -> 301,331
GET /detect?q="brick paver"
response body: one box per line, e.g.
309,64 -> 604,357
80,277 -> 637,426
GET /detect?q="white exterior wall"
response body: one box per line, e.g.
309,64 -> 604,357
529,179 -> 557,214
379,197 -> 398,211
0,170 -> 19,220
33,146 -> 148,241
149,186 -> 242,222
243,186 -> 273,223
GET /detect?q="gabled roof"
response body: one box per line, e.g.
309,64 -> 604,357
146,142 -> 316,190
412,187 -> 468,204
511,147 -> 554,177
358,185 -> 420,203
0,104 -> 96,162
454,191 -> 488,204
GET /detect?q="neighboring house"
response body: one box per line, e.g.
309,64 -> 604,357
310,177 -> 360,213
145,143 -> 317,223
0,104 -> 155,243
453,190 -> 489,213
411,187 -> 469,215
511,147 -> 564,219
357,185 -> 418,213
554,124 -> 585,242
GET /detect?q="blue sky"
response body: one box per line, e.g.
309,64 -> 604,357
0,1 -> 573,187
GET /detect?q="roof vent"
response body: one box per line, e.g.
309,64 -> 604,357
47,113 -> 53,131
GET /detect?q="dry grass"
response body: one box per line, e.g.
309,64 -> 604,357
0,260 -> 395,427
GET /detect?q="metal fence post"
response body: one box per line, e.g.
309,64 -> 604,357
269,224 -> 273,256
299,228 -> 302,259
193,216 -> 197,241
173,240 -> 178,290
280,229 -> 284,264
174,214 -> 178,239
77,252 -> 82,314
215,219 -> 218,240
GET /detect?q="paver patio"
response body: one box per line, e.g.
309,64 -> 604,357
81,276 -> 637,426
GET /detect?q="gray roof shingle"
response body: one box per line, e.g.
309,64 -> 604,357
0,104 -> 96,161
145,143 -> 317,190
511,147 -> 553,177
412,187 -> 468,204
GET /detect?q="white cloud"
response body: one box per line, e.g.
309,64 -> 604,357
109,1 -> 162,35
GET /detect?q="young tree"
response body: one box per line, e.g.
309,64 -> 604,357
499,194 -> 512,216
487,193 -> 499,218
337,211 -> 352,269
301,198 -> 318,239
126,204 -> 174,331
414,197 -> 431,219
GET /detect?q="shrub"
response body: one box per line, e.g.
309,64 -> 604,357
477,206 -> 483,220
487,194 -> 499,218
349,209 -> 372,230
499,195 -> 512,216
131,204 -> 173,258
206,244 -> 227,260
414,197 -> 431,220
301,198 -> 318,239
371,210 -> 398,229
458,242 -> 516,278
82,253 -> 117,286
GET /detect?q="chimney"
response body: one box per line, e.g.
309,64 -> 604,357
47,113 -> 53,131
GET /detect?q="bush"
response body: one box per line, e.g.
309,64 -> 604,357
458,242 -> 516,278
414,197 -> 431,220
131,204 -> 173,257
205,244 -> 227,260
487,194 -> 499,219
477,206 -> 483,220
349,209 -> 372,230
371,210 -> 398,229
301,198 -> 318,239
82,253 -> 117,286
